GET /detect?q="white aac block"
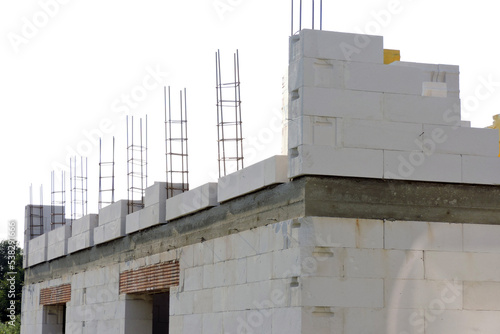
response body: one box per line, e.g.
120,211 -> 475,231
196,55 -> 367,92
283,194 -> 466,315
385,279 -> 462,309
383,93 -> 461,126
29,233 -> 47,252
183,314 -> 202,334
385,220 -> 462,251
343,308 -> 420,334
98,200 -> 128,226
390,61 -> 460,95
422,82 -> 448,97
299,217 -> 383,249
462,155 -> 500,185
288,116 -> 339,151
71,214 -> 98,236
47,240 -> 67,260
288,57 -> 344,92
383,150 -> 462,183
290,86 -> 383,119
165,183 -> 218,221
301,277 -> 384,307
423,125 -> 499,157
202,313 -> 222,334
464,224 -> 500,253
288,145 -> 384,179
345,249 -> 424,279
47,224 -> 71,246
343,119 -> 423,151
290,29 -> 384,64
125,210 -> 141,234
461,120 -> 471,127
144,182 -> 166,207
218,155 -> 288,202
126,202 -> 166,234
344,61 -> 424,95
28,247 -> 47,266
104,218 -> 126,242
464,281 -> 500,310
425,251 -> 500,281
272,308 -> 301,334
68,231 -> 93,253
425,310 -> 500,334
94,217 -> 125,245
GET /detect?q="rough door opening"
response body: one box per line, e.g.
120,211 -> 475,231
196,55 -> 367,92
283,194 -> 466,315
43,304 -> 66,334
153,292 -> 170,334
124,292 -> 170,334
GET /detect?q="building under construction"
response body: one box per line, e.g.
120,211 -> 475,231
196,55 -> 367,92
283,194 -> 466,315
21,28 -> 500,334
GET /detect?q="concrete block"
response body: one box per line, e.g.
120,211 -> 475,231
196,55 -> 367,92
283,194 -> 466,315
223,259 -> 246,286
343,119 -> 423,151
288,116 -> 340,149
184,266 -> 203,292
29,233 -> 47,252
425,310 -> 500,334
170,316 -> 184,333
273,248 -> 301,279
98,200 -> 128,226
68,231 -> 93,254
247,253 -> 273,282
383,150 -> 462,183
464,224 -> 500,253
423,82 -> 448,97
125,210 -> 141,234
71,214 -> 98,236
183,314 -> 202,334
301,277 -> 384,307
301,306 -> 342,334
345,249 -> 424,279
193,240 -> 215,267
462,155 -> 500,185
290,29 -> 384,64
272,308 -> 301,334
126,202 -> 166,234
288,57 -> 345,91
289,145 -> 384,179
461,120 -> 471,127
202,313 -> 222,334
385,279 -> 462,309
425,251 -> 500,281
383,93 -> 461,126
385,220 -> 462,251
344,61 -> 424,95
290,86 -> 383,119
343,308 -> 421,334
47,224 -> 71,246
28,247 -> 47,266
47,240 -> 67,261
222,310 -> 248,334
218,155 -> 288,202
423,125 -> 499,157
93,225 -> 105,246
193,289 -> 213,314
144,182 -> 167,207
464,281 -> 500,310
299,217 -> 384,249
165,183 -> 218,221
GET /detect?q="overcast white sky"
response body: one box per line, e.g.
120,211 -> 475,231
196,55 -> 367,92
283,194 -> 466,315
1,0 -> 499,245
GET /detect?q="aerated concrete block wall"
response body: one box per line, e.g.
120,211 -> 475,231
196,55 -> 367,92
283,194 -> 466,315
22,216 -> 500,333
296,217 -> 500,333
286,29 -> 500,185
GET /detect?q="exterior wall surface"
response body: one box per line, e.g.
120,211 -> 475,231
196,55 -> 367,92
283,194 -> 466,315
22,216 -> 500,333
